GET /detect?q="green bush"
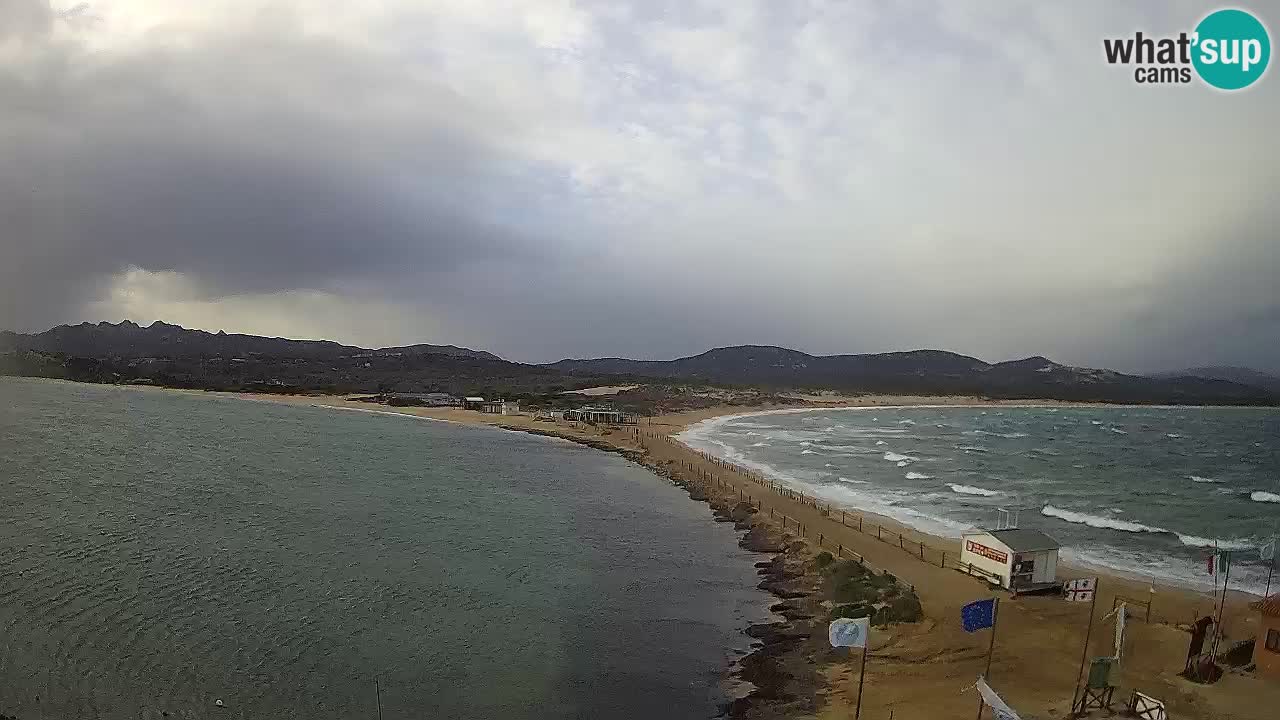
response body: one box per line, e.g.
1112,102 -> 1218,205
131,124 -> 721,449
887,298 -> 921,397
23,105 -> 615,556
831,603 -> 873,620
815,551 -> 834,569
831,578 -> 881,604
888,595 -> 923,623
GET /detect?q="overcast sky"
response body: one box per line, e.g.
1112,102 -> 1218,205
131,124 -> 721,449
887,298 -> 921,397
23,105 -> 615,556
1,1 -> 1277,371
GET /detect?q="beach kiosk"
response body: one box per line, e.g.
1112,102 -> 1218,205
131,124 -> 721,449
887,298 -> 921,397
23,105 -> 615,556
960,528 -> 1061,592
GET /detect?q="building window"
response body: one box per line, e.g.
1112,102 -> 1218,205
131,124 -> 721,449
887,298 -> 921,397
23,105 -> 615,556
1267,628 -> 1280,652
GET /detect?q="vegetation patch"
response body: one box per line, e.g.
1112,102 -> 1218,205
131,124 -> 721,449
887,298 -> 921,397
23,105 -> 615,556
820,560 -> 922,626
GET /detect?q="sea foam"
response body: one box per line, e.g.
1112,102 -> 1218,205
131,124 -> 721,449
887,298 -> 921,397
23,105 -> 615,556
1188,475 -> 1222,484
883,452 -> 916,463
1042,506 -> 1255,549
1252,491 -> 1280,503
949,483 -> 1000,497
904,471 -> 933,480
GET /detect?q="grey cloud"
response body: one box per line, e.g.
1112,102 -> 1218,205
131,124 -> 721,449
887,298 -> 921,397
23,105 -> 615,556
1,0 -> 1278,374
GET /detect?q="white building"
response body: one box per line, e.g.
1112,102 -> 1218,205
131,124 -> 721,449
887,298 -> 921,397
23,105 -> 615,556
959,528 -> 1061,592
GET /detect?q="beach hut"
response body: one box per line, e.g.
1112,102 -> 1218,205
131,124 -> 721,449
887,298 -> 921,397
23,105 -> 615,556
1250,593 -> 1280,682
959,528 -> 1061,592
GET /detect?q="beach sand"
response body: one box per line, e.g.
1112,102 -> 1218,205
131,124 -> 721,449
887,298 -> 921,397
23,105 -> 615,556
231,392 -> 1279,719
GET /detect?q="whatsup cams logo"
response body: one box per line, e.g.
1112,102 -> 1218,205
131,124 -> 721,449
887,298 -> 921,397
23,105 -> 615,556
1103,8 -> 1271,90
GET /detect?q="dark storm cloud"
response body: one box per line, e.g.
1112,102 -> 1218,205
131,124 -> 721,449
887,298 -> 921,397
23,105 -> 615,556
0,0 -> 559,331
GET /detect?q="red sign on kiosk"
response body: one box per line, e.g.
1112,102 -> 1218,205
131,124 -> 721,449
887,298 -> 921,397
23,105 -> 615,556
965,540 -> 1008,564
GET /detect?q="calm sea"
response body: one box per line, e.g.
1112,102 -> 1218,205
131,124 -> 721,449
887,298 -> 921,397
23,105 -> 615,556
0,378 -> 770,720
680,405 -> 1280,595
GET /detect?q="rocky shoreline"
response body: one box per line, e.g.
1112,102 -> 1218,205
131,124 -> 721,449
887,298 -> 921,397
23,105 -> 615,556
501,422 -> 839,719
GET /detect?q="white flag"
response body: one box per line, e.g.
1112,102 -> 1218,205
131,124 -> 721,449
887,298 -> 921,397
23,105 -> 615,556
1262,539 -> 1276,562
976,677 -> 1022,720
1063,577 -> 1097,603
828,617 -> 870,648
1064,577 -> 1097,593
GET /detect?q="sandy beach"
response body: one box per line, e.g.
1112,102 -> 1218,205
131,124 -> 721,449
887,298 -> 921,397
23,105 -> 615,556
227,391 -> 1278,719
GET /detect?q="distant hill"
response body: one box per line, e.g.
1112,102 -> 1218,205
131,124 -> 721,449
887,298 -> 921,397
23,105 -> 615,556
1151,366 -> 1280,393
2,323 -> 1275,405
0,320 -> 500,361
0,320 -> 549,395
547,345 -> 1277,405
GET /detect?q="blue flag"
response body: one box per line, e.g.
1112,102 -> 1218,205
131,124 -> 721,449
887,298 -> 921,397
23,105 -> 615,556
962,598 -> 996,633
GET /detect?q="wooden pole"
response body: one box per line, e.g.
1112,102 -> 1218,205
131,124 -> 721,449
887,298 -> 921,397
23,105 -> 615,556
1210,551 -> 1232,658
1266,561 -> 1275,599
1069,581 -> 1099,716
977,597 -> 1000,720
375,677 -> 383,720
855,644 -> 868,720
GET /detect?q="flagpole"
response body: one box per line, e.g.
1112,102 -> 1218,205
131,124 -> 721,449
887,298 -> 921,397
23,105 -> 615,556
1266,561 -> 1274,599
1211,551 -> 1232,659
1069,579 -> 1099,716
976,597 -> 999,720
855,644 -> 868,720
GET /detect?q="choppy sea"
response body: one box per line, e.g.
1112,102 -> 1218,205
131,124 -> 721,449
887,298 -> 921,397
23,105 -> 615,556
680,405 -> 1280,595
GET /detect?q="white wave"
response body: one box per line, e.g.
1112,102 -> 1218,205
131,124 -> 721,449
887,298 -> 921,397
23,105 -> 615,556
949,483 -> 1000,497
970,430 -> 1029,439
1108,508 -> 1124,513
837,477 -> 868,485
1188,475 -> 1222,484
1165,433 -> 1182,439
904,471 -> 933,480
1176,535 -> 1256,550
898,419 -> 915,425
955,445 -> 989,453
825,462 -> 838,468
800,449 -> 816,455
875,440 -> 887,446
1251,491 -> 1280,503
896,460 -> 908,467
1110,428 -> 1128,435
1091,420 -> 1102,425
1042,505 -> 1166,534
883,452 -> 917,463
799,441 -> 812,446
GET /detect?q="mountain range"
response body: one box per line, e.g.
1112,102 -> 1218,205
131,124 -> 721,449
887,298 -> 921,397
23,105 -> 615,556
2,320 -> 1277,405
1150,365 -> 1280,393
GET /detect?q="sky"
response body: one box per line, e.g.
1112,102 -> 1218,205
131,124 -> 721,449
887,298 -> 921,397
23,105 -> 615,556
1,0 -> 1277,371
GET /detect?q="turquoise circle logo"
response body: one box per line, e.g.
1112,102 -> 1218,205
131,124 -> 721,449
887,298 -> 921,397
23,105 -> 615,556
1192,9 -> 1271,90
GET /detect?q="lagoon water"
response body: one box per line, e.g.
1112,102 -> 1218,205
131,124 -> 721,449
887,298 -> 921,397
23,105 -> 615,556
0,378 -> 769,719
681,405 -> 1280,595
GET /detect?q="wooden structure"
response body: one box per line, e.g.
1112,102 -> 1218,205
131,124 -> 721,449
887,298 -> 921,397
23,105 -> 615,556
1126,691 -> 1167,720
1251,593 -> 1280,681
959,528 -> 1061,592
1073,657 -> 1116,715
563,406 -> 634,424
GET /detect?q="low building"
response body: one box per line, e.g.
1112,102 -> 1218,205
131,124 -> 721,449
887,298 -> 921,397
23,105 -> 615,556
1252,594 -> 1280,681
564,406 -> 634,424
462,396 -> 486,410
959,528 -> 1061,592
477,399 -> 520,415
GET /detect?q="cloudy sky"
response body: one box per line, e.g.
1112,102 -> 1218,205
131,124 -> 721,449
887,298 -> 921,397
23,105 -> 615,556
1,1 -> 1277,371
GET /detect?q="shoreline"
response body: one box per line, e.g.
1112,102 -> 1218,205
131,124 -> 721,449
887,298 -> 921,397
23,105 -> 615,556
207,389 -> 1278,718
9,377 -> 1279,718
675,403 -> 1274,601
